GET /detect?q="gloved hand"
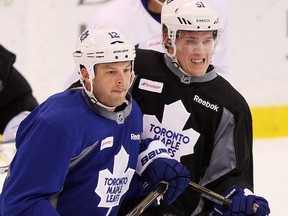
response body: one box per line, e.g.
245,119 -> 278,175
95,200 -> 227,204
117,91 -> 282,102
141,158 -> 190,206
213,186 -> 270,216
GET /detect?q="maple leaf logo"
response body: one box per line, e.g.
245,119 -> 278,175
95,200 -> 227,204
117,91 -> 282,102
95,146 -> 134,214
142,100 -> 200,161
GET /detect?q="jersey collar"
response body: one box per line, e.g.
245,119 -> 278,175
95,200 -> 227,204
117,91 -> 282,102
82,90 -> 132,124
163,54 -> 218,84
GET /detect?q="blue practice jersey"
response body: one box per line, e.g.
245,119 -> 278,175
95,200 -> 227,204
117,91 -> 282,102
0,89 -> 143,215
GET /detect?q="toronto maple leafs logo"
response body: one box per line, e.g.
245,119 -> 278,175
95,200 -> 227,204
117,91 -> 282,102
142,100 -> 200,161
80,30 -> 89,42
95,146 -> 134,214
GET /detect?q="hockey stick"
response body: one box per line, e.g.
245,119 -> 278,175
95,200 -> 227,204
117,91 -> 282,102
126,182 -> 168,216
126,181 -> 258,215
189,181 -> 231,206
126,181 -> 230,216
189,181 -> 259,213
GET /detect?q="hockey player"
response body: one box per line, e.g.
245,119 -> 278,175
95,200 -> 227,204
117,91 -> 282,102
0,29 -> 190,215
64,0 -> 230,88
122,0 -> 271,215
0,45 -> 38,142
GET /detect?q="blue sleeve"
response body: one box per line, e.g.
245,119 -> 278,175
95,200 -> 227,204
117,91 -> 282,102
11,200 -> 60,216
0,118 -> 75,215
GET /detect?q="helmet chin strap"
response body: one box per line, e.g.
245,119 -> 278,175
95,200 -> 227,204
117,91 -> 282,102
80,77 -> 117,111
96,101 -> 116,112
81,71 -> 135,112
171,58 -> 191,76
129,71 -> 135,88
154,0 -> 164,6
164,40 -> 191,76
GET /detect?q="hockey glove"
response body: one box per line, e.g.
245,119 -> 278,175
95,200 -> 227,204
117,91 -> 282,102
213,186 -> 270,216
136,139 -> 190,205
141,157 -> 190,206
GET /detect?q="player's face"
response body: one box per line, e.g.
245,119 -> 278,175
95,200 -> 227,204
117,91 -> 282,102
92,61 -> 133,108
175,31 -> 215,77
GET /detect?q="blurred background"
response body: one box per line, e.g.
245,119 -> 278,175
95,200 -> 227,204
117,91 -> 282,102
1,0 -> 287,215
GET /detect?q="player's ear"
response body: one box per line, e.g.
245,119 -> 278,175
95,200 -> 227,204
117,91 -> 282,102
80,66 -> 92,91
162,36 -> 171,47
162,34 -> 175,57
80,66 -> 89,81
162,24 -> 174,55
162,25 -> 170,48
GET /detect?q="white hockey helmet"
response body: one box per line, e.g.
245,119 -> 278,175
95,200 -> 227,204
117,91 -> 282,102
161,0 -> 220,46
73,28 -> 136,81
73,28 -> 136,104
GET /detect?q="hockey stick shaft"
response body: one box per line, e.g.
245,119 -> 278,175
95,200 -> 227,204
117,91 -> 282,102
189,181 -> 259,213
126,182 -> 168,216
126,181 -> 230,216
126,181 -> 258,215
189,181 -> 232,206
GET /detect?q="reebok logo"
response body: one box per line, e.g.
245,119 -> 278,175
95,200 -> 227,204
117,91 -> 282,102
131,134 -> 141,140
196,19 -> 210,23
193,95 -> 219,112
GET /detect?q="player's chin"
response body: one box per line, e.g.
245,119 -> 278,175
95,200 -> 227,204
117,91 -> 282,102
112,94 -> 127,106
189,65 -> 208,76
